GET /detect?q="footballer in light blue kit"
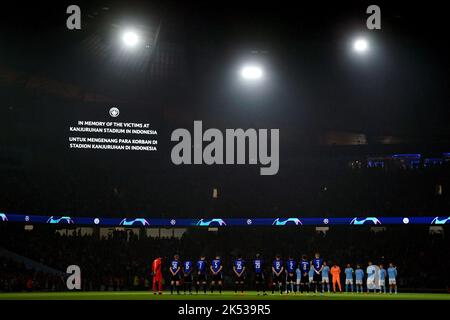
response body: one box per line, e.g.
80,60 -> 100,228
387,263 -> 398,294
321,261 -> 331,293
296,265 -> 302,293
355,265 -> 364,293
378,264 -> 387,294
308,265 -> 315,286
344,264 -> 354,292
285,256 -> 297,294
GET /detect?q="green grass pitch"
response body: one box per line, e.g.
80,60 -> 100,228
0,291 -> 449,300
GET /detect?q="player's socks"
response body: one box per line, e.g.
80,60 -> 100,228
210,284 -> 214,293
203,284 -> 207,294
234,283 -> 238,293
170,284 -> 174,294
290,283 -> 294,293
219,285 -> 222,294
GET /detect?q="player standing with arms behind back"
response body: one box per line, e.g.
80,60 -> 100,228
196,255 -> 207,294
312,252 -> 324,295
286,256 -> 297,294
182,258 -> 193,294
169,254 -> 181,294
210,255 -> 223,294
272,254 -> 284,294
253,254 -> 266,295
233,255 -> 246,294
299,255 -> 310,294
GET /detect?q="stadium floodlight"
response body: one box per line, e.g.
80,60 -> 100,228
240,65 -> 264,80
353,38 -> 369,53
122,30 -> 139,47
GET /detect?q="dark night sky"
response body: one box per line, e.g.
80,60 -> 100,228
1,1 -> 449,137
0,1 -> 449,216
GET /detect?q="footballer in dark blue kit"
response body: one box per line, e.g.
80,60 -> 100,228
286,255 -> 297,293
182,259 -> 193,294
169,254 -> 181,294
253,253 -> 266,295
272,254 -> 284,294
233,254 -> 246,293
195,255 -> 207,294
299,255 -> 310,293
210,255 -> 223,293
312,252 -> 324,294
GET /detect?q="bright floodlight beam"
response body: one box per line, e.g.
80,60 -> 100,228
240,65 -> 264,80
353,38 -> 369,53
122,30 -> 139,47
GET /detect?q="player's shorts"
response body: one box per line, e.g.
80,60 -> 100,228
389,278 -> 396,285
322,276 -> 329,283
254,272 -> 265,282
197,273 -> 207,283
313,272 -> 321,282
286,273 -> 296,282
309,277 -> 313,282
211,272 -> 223,282
345,279 -> 353,285
378,280 -> 385,286
273,273 -> 283,283
171,273 -> 181,282
355,279 -> 363,285
183,274 -> 193,283
301,275 -> 310,283
234,274 -> 245,282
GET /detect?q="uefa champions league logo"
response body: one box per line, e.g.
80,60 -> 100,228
170,219 -> 176,226
196,219 -> 226,227
109,107 -> 120,118
46,216 -> 74,224
272,218 -> 302,226
431,217 -> 450,225
0,213 -> 8,222
119,218 -> 150,226
350,217 -> 381,225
